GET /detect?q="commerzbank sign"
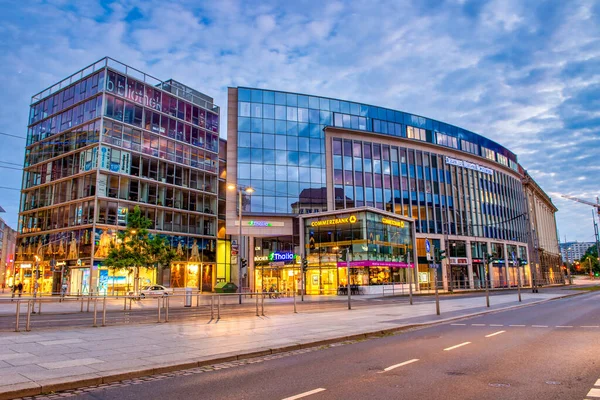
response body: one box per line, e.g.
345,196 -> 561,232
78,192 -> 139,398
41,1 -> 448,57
445,156 -> 494,176
311,215 -> 357,227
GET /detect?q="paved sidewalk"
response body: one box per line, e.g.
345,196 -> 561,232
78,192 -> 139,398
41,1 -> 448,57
0,291 -> 577,399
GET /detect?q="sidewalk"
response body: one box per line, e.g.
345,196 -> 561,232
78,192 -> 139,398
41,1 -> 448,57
0,291 -> 578,399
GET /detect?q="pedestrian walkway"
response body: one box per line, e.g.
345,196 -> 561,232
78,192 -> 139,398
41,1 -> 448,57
0,290 -> 576,399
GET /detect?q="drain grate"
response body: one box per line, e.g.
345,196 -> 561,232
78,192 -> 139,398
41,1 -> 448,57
489,383 -> 511,388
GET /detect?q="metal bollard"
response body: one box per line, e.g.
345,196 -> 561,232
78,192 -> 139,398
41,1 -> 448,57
80,295 -> 84,312
87,293 -> 91,313
261,293 -> 265,316
15,301 -> 20,332
102,297 -> 107,326
129,297 -> 132,310
293,291 -> 297,314
93,298 -> 98,327
157,297 -> 162,323
196,293 -> 200,308
217,295 -> 220,319
210,295 -> 214,320
38,295 -> 42,315
26,300 -> 32,332
165,296 -> 169,322
256,292 -> 259,316
124,296 -> 127,311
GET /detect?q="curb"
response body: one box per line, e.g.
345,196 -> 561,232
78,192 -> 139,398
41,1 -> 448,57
0,290 -> 589,400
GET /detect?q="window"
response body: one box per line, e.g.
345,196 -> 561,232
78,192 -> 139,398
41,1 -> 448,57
436,132 -> 458,149
497,154 -> 508,166
406,126 -> 426,141
482,147 -> 496,161
460,140 -> 479,155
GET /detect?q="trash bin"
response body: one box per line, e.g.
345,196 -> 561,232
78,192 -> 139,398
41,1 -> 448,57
184,288 -> 192,307
214,282 -> 238,293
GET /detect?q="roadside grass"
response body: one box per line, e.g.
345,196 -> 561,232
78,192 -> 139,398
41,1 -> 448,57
567,285 -> 600,292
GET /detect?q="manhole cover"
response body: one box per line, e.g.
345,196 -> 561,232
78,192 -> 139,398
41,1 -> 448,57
489,383 -> 511,388
546,381 -> 561,385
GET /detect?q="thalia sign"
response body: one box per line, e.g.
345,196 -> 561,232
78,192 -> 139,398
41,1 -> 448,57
254,251 -> 296,262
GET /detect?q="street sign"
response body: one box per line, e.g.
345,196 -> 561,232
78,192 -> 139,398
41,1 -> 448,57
429,263 -> 440,269
425,239 -> 431,253
231,249 -> 238,256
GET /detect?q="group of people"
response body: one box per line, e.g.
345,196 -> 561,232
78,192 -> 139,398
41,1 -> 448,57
11,282 -> 24,299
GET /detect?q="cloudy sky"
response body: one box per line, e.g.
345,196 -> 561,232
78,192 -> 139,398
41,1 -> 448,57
0,0 -> 598,243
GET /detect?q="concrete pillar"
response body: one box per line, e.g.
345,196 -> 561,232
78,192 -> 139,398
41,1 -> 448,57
503,243 -> 510,288
466,240 -> 474,289
248,237 -> 255,292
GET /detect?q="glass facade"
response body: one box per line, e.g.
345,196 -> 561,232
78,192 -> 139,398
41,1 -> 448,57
17,58 -> 221,295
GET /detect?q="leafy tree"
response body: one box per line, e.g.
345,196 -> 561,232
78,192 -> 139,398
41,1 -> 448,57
579,244 -> 599,276
103,206 -> 175,292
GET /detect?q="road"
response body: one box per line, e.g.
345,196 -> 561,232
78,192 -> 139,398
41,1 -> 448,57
0,287 -> 571,331
65,289 -> 600,400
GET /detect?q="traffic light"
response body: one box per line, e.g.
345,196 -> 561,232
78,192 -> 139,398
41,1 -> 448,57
437,249 -> 447,263
240,258 -> 247,270
302,257 -> 308,272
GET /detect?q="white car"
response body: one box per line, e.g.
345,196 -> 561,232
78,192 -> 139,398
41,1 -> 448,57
139,285 -> 170,298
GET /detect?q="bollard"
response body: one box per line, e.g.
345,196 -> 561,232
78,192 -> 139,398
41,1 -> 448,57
196,293 -> 200,308
102,297 -> 107,326
210,295 -> 214,320
517,268 -> 522,303
26,300 -> 32,332
80,295 -> 84,312
93,298 -> 98,327
38,295 -> 42,315
408,268 -> 413,306
217,295 -> 221,319
293,290 -> 297,314
261,293 -> 265,316
15,301 -> 20,332
129,297 -> 132,310
87,293 -> 91,313
123,296 -> 127,311
165,296 -> 169,322
256,291 -> 259,317
157,297 -> 162,323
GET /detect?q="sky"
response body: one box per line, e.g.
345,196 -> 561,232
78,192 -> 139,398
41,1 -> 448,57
0,0 -> 598,243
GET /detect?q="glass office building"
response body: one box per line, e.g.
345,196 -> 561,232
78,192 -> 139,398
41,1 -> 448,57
227,87 -> 551,293
16,58 -> 221,295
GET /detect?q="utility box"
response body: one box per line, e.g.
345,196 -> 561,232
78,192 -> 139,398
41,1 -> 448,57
214,282 -> 237,293
184,288 -> 192,307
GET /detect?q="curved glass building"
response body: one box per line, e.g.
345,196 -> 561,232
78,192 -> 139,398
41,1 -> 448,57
226,87 -> 560,294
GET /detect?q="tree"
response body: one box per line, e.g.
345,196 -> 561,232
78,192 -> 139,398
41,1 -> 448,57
103,206 -> 175,293
579,244 -> 599,276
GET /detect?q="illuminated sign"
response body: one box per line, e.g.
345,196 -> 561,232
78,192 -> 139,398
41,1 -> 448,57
247,221 -> 272,227
311,215 -> 357,227
381,217 -> 405,228
445,156 -> 493,176
254,255 -> 269,262
254,252 -> 296,262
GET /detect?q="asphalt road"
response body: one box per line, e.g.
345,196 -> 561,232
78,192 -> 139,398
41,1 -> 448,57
68,290 -> 600,400
0,288 -> 569,331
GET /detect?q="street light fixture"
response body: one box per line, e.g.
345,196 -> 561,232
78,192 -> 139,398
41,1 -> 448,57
228,183 -> 253,304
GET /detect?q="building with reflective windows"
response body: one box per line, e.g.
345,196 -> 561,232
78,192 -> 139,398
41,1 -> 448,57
226,87 -> 563,294
16,58 -> 222,295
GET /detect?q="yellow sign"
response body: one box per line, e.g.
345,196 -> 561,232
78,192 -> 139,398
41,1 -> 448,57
381,217 -> 405,228
311,215 -> 357,227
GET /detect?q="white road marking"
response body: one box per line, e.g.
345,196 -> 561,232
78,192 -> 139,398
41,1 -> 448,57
451,323 -> 466,326
489,324 -> 503,327
531,325 -> 548,328
556,326 -> 573,328
509,325 -> 525,327
581,326 -> 600,328
282,388 -> 326,400
595,378 -> 600,386
444,342 -> 471,351
586,387 -> 600,398
485,330 -> 506,338
471,324 -> 486,326
379,358 -> 419,373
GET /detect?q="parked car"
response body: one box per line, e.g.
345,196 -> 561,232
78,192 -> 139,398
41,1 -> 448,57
139,285 -> 170,298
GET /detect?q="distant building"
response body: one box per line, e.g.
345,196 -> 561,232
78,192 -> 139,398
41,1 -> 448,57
0,218 -> 17,288
560,241 -> 594,263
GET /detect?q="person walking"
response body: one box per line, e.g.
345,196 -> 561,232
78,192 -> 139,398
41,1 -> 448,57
11,283 -> 16,301
17,282 -> 23,297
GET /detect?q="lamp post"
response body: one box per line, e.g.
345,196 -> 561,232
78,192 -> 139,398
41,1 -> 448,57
228,184 -> 253,304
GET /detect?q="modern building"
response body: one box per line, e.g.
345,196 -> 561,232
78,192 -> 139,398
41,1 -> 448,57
560,241 -> 594,264
16,57 -> 221,295
0,218 -> 17,289
226,87 -> 561,294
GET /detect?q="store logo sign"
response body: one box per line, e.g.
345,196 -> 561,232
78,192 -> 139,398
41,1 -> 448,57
247,220 -> 272,227
311,214 -> 357,227
270,252 -> 295,261
381,217 -> 405,228
445,156 -> 494,175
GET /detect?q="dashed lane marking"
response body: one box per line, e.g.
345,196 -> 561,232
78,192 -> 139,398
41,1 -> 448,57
509,325 -> 526,327
379,358 -> 419,373
586,387 -> 600,398
282,388 -> 326,400
485,330 -> 506,338
471,324 -> 486,326
444,342 -> 471,351
451,323 -> 466,326
595,378 -> 600,386
556,326 -> 573,328
489,324 -> 503,327
582,326 -> 600,328
531,325 -> 549,328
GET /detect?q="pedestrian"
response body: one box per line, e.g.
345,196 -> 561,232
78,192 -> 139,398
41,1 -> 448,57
11,283 -> 16,301
61,283 -> 68,298
17,282 -> 23,297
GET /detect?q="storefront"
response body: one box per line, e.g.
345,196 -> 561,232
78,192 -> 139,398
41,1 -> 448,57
300,207 -> 416,295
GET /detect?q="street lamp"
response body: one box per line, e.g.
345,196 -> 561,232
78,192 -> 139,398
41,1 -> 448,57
228,183 -> 254,304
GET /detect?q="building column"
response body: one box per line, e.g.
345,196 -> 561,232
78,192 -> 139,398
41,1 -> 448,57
486,241 -> 493,288
441,240 -> 448,291
503,243 -> 510,288
466,240 -> 474,289
248,237 -> 255,292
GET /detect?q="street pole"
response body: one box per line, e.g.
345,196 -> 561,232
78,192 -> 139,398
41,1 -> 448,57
517,263 -> 522,302
485,260 -> 490,308
407,251 -> 413,305
301,254 -> 305,302
238,188 -> 243,305
346,248 -> 351,310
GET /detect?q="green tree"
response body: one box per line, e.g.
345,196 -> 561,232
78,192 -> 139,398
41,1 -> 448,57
579,244 -> 599,276
103,206 -> 175,292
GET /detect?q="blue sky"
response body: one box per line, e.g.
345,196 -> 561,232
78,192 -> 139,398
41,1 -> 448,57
0,0 -> 598,243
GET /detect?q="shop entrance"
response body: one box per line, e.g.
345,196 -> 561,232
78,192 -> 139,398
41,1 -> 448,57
450,265 -> 469,289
